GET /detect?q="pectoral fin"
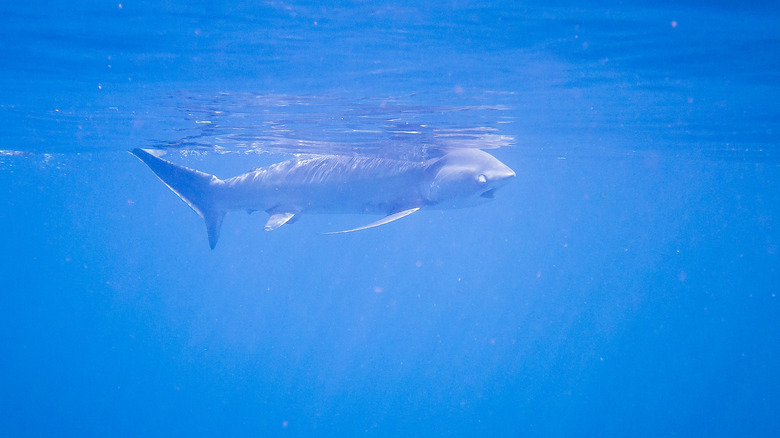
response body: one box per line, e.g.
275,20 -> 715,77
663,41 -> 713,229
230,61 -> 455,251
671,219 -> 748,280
265,212 -> 297,231
324,207 -> 421,234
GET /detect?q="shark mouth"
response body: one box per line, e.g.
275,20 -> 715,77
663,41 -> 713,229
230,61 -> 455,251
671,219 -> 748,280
480,189 -> 496,199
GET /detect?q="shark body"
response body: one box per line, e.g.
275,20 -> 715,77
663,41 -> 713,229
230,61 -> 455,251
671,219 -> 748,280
131,148 -> 515,249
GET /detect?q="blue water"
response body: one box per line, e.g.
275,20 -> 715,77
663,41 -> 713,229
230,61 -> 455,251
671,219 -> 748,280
1,1 -> 779,436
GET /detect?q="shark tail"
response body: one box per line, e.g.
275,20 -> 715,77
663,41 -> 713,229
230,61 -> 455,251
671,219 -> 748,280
131,148 -> 226,249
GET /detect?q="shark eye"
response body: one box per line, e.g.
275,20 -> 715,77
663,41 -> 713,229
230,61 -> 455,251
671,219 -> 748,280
477,174 -> 487,185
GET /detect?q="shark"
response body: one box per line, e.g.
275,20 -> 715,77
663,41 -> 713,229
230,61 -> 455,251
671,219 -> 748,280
131,148 -> 515,249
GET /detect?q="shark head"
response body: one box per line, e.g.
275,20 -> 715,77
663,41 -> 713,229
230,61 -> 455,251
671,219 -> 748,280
422,149 -> 515,208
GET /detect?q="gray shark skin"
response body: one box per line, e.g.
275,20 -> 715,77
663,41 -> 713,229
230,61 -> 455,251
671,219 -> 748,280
131,148 -> 515,249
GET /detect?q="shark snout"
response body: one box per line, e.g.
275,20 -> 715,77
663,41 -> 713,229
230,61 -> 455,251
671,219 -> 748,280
479,166 -> 514,199
491,165 -> 516,187
501,167 -> 516,181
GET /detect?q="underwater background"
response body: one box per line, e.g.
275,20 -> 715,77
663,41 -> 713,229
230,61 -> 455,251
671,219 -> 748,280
1,0 -> 778,436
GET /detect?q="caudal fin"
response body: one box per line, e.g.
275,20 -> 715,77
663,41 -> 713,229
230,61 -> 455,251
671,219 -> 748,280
131,148 -> 226,249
